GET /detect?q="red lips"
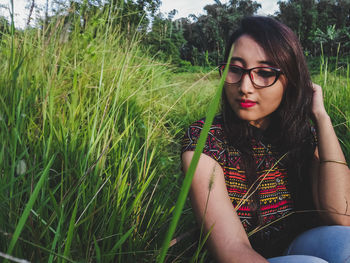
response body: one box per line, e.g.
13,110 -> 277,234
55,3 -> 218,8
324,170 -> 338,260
239,99 -> 257,108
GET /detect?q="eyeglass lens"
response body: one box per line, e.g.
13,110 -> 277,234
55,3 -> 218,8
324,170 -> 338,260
222,65 -> 278,87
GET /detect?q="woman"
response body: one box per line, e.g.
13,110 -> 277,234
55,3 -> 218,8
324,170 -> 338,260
181,16 -> 350,262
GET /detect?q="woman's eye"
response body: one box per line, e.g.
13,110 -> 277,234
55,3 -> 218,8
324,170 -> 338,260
256,69 -> 275,78
229,66 -> 242,74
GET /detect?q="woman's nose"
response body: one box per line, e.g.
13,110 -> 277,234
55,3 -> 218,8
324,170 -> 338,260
239,73 -> 255,94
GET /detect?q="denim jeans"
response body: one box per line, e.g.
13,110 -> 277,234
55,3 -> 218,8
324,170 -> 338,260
267,226 -> 350,263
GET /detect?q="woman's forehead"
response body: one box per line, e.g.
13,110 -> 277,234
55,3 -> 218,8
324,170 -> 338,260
231,35 -> 273,66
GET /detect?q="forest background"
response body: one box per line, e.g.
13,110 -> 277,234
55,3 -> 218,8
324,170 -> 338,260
0,0 -> 349,262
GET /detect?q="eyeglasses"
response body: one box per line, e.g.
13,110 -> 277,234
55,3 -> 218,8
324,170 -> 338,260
218,64 -> 283,88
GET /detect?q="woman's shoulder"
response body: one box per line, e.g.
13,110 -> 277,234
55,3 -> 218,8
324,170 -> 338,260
181,115 -> 228,161
184,115 -> 225,142
186,114 -> 224,132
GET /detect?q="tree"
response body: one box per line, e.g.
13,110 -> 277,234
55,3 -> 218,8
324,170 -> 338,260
44,0 -> 160,34
106,0 -> 161,32
178,0 -> 261,66
145,11 -> 187,65
276,0 -> 350,56
276,0 -> 317,52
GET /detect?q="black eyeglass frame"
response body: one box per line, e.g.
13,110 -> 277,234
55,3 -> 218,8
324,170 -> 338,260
218,63 -> 283,88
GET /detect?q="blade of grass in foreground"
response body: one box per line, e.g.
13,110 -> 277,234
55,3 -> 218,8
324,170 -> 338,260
6,155 -> 55,256
157,47 -> 234,263
48,207 -> 63,263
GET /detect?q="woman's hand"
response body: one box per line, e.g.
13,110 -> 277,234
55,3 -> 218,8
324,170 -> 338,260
311,83 -> 328,120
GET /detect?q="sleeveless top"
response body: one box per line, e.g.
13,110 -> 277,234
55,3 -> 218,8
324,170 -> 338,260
181,115 -> 320,258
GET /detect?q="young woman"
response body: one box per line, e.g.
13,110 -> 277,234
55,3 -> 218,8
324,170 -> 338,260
181,16 -> 350,263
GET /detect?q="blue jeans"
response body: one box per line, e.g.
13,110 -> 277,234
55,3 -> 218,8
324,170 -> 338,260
268,226 -> 350,263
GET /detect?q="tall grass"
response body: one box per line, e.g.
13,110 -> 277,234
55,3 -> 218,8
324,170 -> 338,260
314,56 -> 350,158
0,8 -> 196,262
0,7 -> 349,263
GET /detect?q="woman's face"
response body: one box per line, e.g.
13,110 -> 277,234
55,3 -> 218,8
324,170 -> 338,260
224,34 -> 286,129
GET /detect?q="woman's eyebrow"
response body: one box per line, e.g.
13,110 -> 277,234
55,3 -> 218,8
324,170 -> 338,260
230,57 -> 245,65
230,57 -> 277,67
258,60 -> 276,67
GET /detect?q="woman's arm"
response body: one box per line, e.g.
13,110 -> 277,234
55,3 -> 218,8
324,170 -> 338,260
310,83 -> 350,226
182,151 -> 268,263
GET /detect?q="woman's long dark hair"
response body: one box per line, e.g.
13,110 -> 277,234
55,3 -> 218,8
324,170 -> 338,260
222,16 -> 316,224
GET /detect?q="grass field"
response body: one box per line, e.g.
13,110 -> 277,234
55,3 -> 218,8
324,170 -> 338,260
0,12 -> 349,263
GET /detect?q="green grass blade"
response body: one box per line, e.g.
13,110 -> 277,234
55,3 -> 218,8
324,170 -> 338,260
48,207 -> 64,263
6,155 -> 55,255
63,197 -> 79,262
107,226 -> 135,261
93,235 -> 102,263
191,224 -> 214,263
157,47 -> 233,263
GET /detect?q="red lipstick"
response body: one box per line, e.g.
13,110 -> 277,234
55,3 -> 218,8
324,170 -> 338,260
239,99 -> 256,108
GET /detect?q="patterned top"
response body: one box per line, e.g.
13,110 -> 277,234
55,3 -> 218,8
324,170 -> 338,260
181,115 -> 318,257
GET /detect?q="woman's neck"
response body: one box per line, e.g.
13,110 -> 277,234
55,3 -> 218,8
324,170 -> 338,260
249,117 -> 270,130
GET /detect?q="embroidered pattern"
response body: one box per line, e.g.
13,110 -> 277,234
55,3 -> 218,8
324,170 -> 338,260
182,115 -> 294,233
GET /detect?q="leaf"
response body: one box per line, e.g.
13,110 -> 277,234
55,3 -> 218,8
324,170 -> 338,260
93,235 -> 101,263
107,226 -> 135,260
6,155 -> 55,255
63,197 -> 79,262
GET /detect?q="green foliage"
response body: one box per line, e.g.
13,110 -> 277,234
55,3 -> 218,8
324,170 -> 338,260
145,12 -> 187,65
0,15 -> 10,35
38,0 -> 161,35
276,0 -> 350,56
0,10 -> 182,262
106,0 -> 161,32
277,0 -> 317,51
178,0 -> 261,66
143,0 -> 261,67
1,1 -> 350,262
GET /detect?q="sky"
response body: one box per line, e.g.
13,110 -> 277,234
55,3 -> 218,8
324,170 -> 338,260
160,0 -> 279,19
0,0 -> 279,28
